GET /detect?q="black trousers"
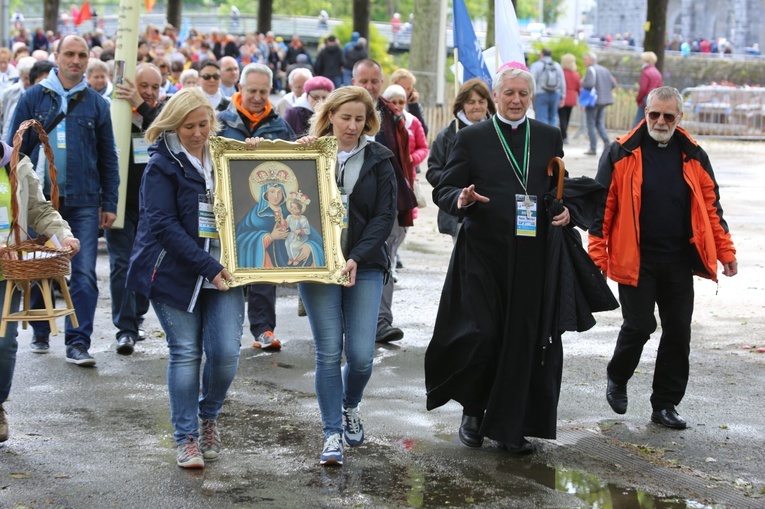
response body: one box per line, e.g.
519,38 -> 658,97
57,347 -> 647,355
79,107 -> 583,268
608,260 -> 694,411
558,105 -> 573,141
247,284 -> 276,337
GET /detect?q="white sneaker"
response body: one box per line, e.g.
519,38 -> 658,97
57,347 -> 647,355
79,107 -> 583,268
320,433 -> 343,466
343,405 -> 365,446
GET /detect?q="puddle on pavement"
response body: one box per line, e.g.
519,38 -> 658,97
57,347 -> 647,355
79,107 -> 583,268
498,461 -> 722,509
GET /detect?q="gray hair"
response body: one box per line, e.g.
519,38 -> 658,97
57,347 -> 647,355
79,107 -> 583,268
492,67 -> 535,97
584,52 -> 598,63
240,62 -> 272,86
16,56 -> 36,74
86,57 -> 108,76
288,67 -> 312,85
646,86 -> 684,114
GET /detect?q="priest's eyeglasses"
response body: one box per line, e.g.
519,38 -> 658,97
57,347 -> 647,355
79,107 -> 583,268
647,111 -> 677,122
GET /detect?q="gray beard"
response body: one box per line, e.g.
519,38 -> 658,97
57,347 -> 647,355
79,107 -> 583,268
648,127 -> 674,144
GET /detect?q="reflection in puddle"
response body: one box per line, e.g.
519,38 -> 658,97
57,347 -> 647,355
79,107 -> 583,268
498,461 -> 722,508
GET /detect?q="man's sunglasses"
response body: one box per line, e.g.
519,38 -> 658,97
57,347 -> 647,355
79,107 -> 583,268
200,74 -> 220,80
647,111 -> 678,122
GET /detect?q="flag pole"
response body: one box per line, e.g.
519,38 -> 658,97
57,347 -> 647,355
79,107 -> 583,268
454,47 -> 459,133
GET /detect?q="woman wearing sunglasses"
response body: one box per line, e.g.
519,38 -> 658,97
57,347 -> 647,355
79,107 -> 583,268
198,61 -> 230,112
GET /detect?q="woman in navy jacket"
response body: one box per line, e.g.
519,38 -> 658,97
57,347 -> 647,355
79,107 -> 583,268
127,88 -> 243,469
284,86 -> 396,466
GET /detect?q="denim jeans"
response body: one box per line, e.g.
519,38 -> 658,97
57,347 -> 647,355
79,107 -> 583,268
534,91 -> 560,126
586,105 -> 610,152
152,287 -> 244,444
30,202 -> 100,348
104,208 -> 149,339
341,68 -> 353,87
634,105 -> 646,127
299,266 -> 384,437
0,280 -> 22,404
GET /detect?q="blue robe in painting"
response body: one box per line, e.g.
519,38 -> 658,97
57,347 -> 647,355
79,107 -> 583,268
236,183 -> 325,268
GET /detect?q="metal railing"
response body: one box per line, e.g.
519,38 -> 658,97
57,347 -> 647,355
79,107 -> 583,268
422,85 -> 765,141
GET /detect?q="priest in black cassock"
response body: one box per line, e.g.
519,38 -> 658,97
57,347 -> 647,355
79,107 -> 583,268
425,62 -> 570,454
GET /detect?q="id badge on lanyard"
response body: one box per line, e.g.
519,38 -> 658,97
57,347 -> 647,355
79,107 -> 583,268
339,191 -> 349,226
132,134 -> 150,164
198,194 -> 218,239
516,194 -> 537,237
56,120 -> 66,149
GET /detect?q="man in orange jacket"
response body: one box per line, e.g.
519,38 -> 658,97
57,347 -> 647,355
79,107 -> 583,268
588,86 -> 737,430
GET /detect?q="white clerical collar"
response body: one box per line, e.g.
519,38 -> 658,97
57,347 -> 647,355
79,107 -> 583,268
495,112 -> 527,129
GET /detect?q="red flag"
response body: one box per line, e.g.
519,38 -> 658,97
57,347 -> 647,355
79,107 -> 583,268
145,0 -> 156,13
75,2 -> 92,26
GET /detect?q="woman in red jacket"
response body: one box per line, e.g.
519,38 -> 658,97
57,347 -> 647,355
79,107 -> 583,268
634,51 -> 663,126
558,53 -> 581,144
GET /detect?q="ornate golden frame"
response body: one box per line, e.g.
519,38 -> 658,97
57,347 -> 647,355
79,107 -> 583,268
210,136 -> 347,286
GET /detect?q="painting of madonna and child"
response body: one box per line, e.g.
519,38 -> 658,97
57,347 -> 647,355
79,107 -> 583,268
212,136 -> 347,286
231,159 -> 326,269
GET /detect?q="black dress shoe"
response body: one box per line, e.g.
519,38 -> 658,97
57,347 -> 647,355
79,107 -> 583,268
458,414 -> 483,448
502,438 -> 535,455
116,335 -> 136,355
606,378 -> 628,415
651,408 -> 687,429
375,323 -> 404,343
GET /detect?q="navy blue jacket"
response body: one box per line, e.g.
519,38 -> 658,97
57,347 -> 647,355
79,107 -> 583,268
346,141 -> 397,271
8,82 -> 120,213
126,135 -> 223,312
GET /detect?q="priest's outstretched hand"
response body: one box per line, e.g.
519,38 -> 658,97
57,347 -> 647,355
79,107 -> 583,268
457,184 -> 490,209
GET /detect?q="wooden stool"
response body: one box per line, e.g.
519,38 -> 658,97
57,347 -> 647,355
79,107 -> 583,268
0,277 -> 79,336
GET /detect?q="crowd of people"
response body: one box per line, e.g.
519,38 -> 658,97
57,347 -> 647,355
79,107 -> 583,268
0,20 -> 739,477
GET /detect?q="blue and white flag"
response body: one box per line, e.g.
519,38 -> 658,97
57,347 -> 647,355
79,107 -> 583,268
495,0 -> 525,66
453,0 -> 492,85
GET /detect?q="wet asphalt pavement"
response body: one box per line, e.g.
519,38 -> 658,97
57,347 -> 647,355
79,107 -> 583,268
2,136 -> 765,508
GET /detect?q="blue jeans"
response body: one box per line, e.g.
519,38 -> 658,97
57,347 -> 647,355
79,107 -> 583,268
534,91 -> 560,126
634,105 -> 646,127
152,288 -> 244,445
341,69 -> 353,87
299,266 -> 384,437
30,202 -> 100,348
586,105 -> 610,152
0,280 -> 22,404
105,208 -> 149,339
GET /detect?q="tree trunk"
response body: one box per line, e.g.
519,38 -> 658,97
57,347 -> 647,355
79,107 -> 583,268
258,0 -> 273,34
166,0 -> 182,34
409,0 -> 441,106
44,0 -> 59,34
353,0 -> 371,40
486,0 -> 496,48
644,0 -> 668,72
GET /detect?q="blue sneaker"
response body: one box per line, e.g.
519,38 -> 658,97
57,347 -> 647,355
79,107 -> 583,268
65,346 -> 96,367
320,433 -> 343,466
343,405 -> 364,447
30,335 -> 49,354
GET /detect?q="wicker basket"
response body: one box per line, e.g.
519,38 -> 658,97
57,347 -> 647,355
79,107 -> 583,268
0,120 -> 73,281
